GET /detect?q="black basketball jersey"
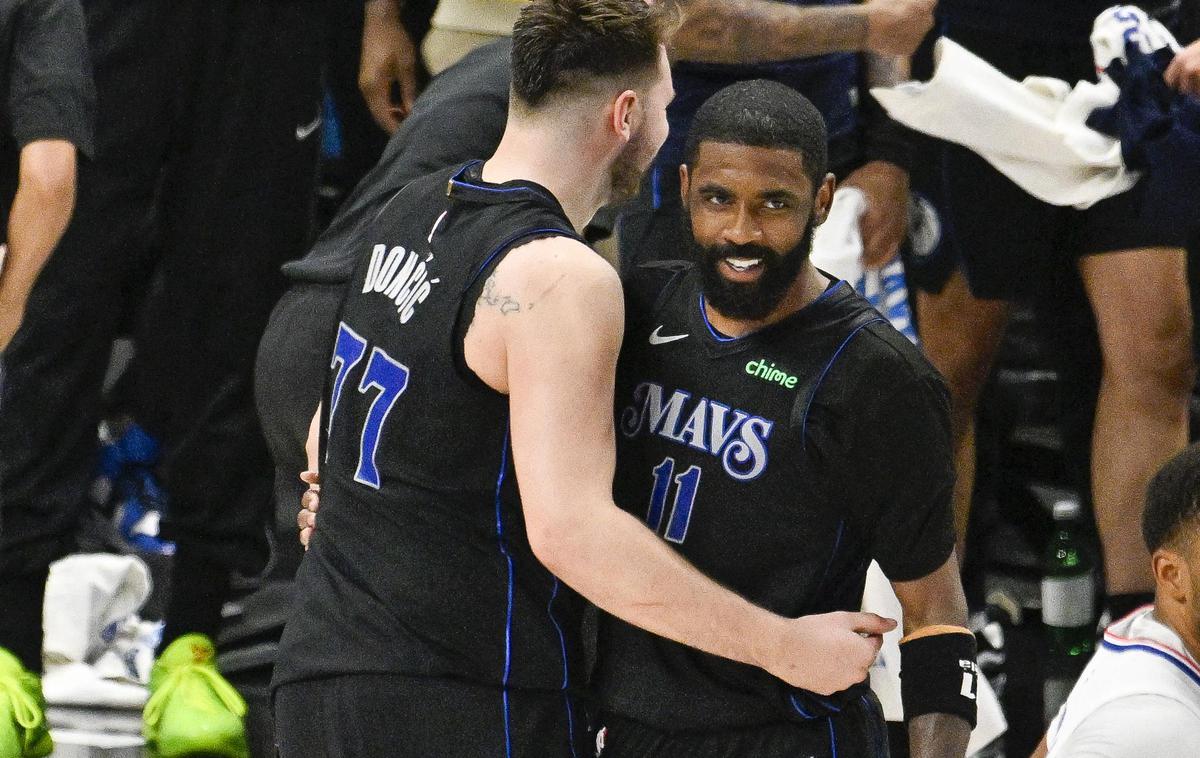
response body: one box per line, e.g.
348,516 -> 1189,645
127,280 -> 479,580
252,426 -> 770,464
595,262 -> 956,731
273,162 -> 589,696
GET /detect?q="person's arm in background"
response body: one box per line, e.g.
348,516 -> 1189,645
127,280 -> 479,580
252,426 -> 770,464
842,51 -> 913,268
892,556 -> 974,758
0,0 -> 93,351
1165,40 -> 1200,96
1165,0 -> 1200,94
665,0 -> 935,63
361,0 -> 423,132
0,140 -> 76,349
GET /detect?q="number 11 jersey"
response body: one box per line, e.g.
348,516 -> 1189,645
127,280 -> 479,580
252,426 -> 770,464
597,261 -> 957,731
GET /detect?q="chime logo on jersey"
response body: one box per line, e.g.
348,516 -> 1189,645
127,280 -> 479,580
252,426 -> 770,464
361,243 -> 441,323
619,381 -> 773,480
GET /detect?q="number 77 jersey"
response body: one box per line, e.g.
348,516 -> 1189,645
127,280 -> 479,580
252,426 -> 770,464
274,162 -> 590,696
598,261 -> 958,732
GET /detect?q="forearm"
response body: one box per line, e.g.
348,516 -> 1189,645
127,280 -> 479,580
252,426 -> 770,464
365,0 -> 402,23
668,0 -> 868,63
895,555 -> 973,758
897,556 -> 968,641
538,496 -> 780,668
0,155 -> 75,349
909,712 -> 972,758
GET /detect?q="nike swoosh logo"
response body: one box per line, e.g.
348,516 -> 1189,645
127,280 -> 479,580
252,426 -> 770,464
649,325 -> 688,345
295,113 -> 322,141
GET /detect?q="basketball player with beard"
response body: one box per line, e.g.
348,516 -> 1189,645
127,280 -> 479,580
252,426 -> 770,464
594,80 -> 976,758
272,3 -> 893,755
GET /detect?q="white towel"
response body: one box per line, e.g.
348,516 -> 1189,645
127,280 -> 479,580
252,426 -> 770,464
42,553 -> 151,667
870,6 -> 1182,210
871,37 -> 1131,208
810,186 -> 868,282
1090,5 -> 1179,71
811,187 -> 919,343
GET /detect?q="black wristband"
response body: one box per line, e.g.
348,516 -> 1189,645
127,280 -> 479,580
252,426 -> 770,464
899,629 -> 979,728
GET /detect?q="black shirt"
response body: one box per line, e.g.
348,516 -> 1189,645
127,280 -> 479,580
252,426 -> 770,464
283,39 -> 511,284
596,262 -> 955,730
0,0 -> 93,235
273,162 -> 590,695
940,0 -> 1177,43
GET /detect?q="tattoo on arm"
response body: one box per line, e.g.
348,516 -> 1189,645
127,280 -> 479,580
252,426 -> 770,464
478,272 -> 568,315
480,275 -> 522,315
666,0 -> 868,64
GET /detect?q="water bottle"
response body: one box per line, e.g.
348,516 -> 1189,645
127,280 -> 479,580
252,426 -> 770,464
1041,498 -> 1096,657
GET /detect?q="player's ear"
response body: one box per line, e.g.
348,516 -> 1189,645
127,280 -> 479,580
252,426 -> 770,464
1152,547 -> 1187,604
811,173 -> 836,226
679,163 -> 691,208
612,90 -> 638,143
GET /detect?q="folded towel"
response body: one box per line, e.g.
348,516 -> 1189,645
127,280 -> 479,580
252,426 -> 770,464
811,187 -> 919,343
871,6 -> 1185,211
43,553 -> 151,667
872,37 -> 1131,208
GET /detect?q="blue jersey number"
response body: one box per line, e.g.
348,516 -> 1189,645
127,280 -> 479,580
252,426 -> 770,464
646,457 -> 702,544
328,322 -> 411,489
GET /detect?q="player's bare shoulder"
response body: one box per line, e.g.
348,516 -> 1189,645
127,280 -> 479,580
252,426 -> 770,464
481,235 -> 622,320
465,235 -> 623,393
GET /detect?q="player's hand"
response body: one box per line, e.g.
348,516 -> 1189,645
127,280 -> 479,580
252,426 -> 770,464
298,470 -> 320,550
863,0 -> 936,57
841,160 -> 909,269
360,0 -> 419,134
1165,41 -> 1200,97
764,611 -> 895,695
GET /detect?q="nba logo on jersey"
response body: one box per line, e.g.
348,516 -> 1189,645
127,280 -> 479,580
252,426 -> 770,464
361,243 -> 441,323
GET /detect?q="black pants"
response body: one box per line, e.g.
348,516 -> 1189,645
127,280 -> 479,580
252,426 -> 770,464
274,674 -> 590,758
0,0 -> 321,581
597,692 -> 890,758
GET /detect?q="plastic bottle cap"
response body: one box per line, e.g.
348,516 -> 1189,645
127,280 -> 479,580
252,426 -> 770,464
1053,499 -> 1082,521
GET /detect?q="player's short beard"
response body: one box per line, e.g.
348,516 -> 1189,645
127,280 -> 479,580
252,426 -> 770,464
686,218 -> 817,321
609,129 -> 654,203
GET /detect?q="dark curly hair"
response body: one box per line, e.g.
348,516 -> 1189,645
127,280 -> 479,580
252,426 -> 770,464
683,79 -> 829,190
1143,442 -> 1200,552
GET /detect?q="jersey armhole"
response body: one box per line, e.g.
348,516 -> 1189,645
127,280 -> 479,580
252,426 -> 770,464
451,227 -> 583,393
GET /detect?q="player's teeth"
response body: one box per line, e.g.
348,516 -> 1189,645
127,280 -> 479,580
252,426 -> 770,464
725,258 -> 762,272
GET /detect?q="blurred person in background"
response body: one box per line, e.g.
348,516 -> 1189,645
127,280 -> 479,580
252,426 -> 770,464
0,1 -> 324,756
0,0 -> 91,354
911,1 -> 1194,624
0,0 -> 92,752
1033,442 -> 1200,757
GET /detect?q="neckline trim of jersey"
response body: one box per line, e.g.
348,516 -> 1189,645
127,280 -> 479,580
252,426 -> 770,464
1102,610 -> 1200,688
697,278 -> 849,344
447,160 -> 565,213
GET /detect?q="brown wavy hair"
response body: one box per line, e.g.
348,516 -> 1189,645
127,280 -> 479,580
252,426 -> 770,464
511,0 -> 671,109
